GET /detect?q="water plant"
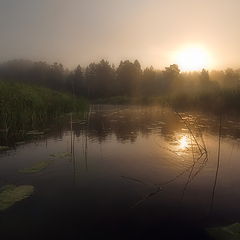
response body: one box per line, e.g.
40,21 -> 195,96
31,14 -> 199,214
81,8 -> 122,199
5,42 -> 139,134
19,160 -> 54,174
0,80 -> 88,145
206,222 -> 240,240
0,185 -> 34,211
49,152 -> 71,158
0,146 -> 10,151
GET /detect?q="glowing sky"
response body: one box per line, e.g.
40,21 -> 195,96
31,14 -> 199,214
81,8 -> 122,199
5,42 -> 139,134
0,0 -> 239,69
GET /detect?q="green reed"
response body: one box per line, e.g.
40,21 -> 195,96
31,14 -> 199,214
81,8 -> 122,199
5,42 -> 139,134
0,81 -> 88,143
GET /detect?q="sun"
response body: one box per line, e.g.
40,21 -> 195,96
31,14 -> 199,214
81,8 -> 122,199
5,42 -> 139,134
175,46 -> 210,72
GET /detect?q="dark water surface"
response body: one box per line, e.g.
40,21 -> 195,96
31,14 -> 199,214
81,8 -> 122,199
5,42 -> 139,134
1,105 -> 240,239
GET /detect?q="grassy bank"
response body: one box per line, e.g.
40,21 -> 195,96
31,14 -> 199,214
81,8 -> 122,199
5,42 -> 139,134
0,81 -> 87,143
93,90 -> 240,114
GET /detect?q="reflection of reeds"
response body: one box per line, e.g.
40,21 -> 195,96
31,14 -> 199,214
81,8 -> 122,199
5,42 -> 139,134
70,110 -> 91,185
160,112 -> 208,188
176,112 -> 205,155
73,107 -> 90,173
176,112 -> 209,202
128,111 -> 209,207
209,114 -> 222,214
70,113 -> 73,154
84,106 -> 92,172
69,112 -> 77,185
84,132 -> 88,171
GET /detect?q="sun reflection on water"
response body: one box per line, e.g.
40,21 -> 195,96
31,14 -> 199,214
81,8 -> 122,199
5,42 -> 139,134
179,135 -> 189,150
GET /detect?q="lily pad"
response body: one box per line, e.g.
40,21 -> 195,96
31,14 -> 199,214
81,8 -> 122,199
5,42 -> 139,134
0,146 -> 10,151
0,185 -> 34,211
19,160 -> 53,174
50,152 -> 71,158
206,223 -> 240,240
26,130 -> 45,135
0,185 -> 16,192
16,141 -> 25,145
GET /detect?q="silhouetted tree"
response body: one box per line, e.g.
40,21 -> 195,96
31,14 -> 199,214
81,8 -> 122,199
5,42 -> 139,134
95,60 -> 116,97
224,68 -> 240,89
85,60 -> 115,98
116,60 -> 142,96
29,61 -> 51,87
85,63 -> 97,98
48,63 -> 65,90
66,65 -> 84,96
0,59 -> 240,100
162,64 -> 180,93
199,68 -> 210,89
142,66 -> 156,96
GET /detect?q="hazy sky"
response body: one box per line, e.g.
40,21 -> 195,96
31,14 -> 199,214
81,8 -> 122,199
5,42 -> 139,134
0,0 -> 239,69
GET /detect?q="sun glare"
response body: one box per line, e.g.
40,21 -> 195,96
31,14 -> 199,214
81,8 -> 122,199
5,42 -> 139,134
175,46 -> 210,72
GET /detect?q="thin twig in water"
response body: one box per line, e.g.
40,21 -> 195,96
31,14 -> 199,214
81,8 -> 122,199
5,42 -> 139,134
209,114 -> 222,214
121,176 -> 147,185
132,186 -> 162,208
176,112 -> 203,154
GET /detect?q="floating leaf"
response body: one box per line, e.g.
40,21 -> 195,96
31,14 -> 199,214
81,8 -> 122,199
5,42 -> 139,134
206,223 -> 240,240
50,152 -> 71,158
16,141 -> 25,145
44,128 -> 51,132
60,152 -> 72,158
49,153 -> 57,157
0,185 -> 34,211
0,146 -> 10,151
0,185 -> 16,192
26,130 -> 45,135
19,160 -> 53,174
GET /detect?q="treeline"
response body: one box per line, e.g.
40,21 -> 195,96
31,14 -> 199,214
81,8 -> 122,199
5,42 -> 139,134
1,59 -> 240,99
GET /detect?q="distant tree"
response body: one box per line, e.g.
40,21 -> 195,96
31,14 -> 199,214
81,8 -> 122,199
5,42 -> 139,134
164,64 -> 180,78
180,71 -> 200,92
0,59 -> 33,82
199,68 -> 210,89
116,60 -> 142,96
0,58 -> 238,100
209,70 -> 225,87
66,65 -> 84,96
29,61 -> 51,87
85,63 -> 97,98
48,63 -> 65,90
142,66 -> 156,96
162,64 -> 180,93
200,68 -> 209,81
85,60 -> 115,98
224,68 -> 240,89
95,60 -> 116,97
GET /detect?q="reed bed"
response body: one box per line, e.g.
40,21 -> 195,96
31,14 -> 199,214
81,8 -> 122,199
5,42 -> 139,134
0,81 -> 87,144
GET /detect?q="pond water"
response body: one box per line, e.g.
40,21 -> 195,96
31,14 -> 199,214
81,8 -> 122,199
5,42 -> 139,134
1,105 -> 240,239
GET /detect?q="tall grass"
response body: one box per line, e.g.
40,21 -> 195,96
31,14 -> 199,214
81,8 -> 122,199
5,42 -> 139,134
0,81 -> 87,143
